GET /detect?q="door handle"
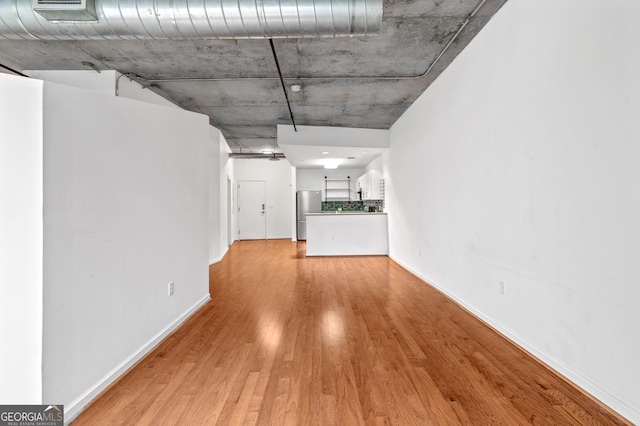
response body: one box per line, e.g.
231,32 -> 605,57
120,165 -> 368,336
262,203 -> 265,210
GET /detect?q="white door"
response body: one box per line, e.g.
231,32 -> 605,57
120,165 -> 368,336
237,181 -> 266,240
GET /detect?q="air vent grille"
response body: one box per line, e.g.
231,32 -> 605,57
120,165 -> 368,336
37,0 -> 83,4
34,0 -> 96,21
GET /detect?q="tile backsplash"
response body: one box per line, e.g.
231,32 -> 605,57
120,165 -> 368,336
322,200 -> 384,212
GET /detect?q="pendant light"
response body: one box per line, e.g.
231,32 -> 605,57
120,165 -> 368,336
269,138 -> 280,161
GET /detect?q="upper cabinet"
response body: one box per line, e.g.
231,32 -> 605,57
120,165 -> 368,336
357,170 -> 383,200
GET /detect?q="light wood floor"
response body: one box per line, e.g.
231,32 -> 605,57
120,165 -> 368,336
72,240 -> 629,425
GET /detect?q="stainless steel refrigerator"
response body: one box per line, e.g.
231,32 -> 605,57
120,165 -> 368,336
296,190 -> 322,240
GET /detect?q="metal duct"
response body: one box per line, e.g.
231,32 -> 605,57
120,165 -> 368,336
230,153 -> 286,159
0,0 -> 382,40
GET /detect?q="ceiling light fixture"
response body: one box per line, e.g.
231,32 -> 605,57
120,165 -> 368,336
323,159 -> 341,169
322,151 -> 329,155
290,84 -> 301,92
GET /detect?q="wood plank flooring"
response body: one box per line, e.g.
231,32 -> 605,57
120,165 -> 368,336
72,240 -> 630,425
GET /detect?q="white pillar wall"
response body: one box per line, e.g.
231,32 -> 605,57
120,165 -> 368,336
0,74 -> 44,405
1,73 -> 214,421
42,82 -> 211,419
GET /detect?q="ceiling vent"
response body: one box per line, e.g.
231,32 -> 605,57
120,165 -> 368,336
34,0 -> 97,22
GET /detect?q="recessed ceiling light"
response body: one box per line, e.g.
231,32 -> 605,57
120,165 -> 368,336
290,84 -> 302,92
322,151 -> 329,155
322,159 -> 341,169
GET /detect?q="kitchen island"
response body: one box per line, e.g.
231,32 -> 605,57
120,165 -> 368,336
305,212 -> 388,256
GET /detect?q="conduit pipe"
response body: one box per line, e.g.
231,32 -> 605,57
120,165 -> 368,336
230,152 -> 286,159
0,0 -> 381,40
269,39 -> 297,131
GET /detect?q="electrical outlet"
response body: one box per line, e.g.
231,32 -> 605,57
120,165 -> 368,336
168,281 -> 174,296
499,281 -> 505,295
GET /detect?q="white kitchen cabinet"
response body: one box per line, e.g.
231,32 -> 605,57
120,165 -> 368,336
357,174 -> 369,200
357,170 -> 383,200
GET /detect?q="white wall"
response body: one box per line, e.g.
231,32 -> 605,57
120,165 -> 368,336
218,133 -> 233,252
26,70 -> 115,96
278,124 -> 389,148
28,71 -> 211,264
209,128 -> 234,262
364,154 -> 384,174
41,81 -> 211,419
221,136 -> 236,246
0,74 -> 44,404
25,70 -> 179,109
386,0 -> 640,422
209,127 -> 222,264
233,159 -> 293,239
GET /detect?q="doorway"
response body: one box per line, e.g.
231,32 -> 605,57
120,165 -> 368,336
237,180 -> 266,240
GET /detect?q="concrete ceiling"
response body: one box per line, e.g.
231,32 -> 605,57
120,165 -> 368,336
0,0 -> 507,155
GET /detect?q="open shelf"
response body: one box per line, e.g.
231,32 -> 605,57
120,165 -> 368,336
324,176 -> 351,201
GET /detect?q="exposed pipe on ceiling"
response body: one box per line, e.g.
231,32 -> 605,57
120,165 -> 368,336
0,62 -> 28,77
0,0 -> 382,40
269,39 -> 297,132
230,152 -> 286,159
114,0 -> 487,86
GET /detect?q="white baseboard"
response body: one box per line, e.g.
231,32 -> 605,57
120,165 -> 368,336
209,246 -> 228,265
389,255 -> 639,425
64,294 -> 210,424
